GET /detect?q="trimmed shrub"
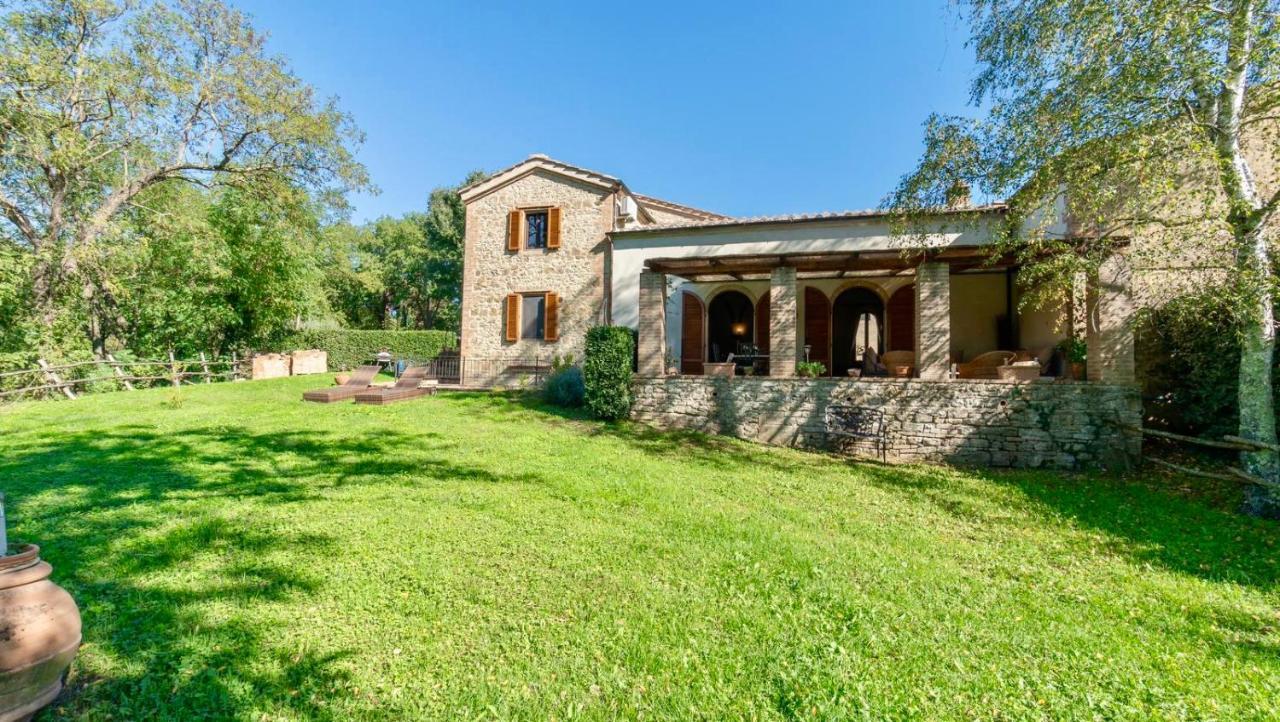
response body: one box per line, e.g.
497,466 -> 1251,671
583,326 -> 635,420
281,329 -> 456,370
543,366 -> 585,407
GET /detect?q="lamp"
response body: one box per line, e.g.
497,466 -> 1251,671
731,322 -> 747,337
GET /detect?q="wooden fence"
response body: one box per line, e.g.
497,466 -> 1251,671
0,352 -> 243,402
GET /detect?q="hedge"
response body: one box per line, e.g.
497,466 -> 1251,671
282,330 -> 456,370
583,326 -> 635,420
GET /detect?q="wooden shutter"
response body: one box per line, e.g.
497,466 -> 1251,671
504,293 -> 520,342
507,210 -> 522,252
887,285 -> 915,351
680,292 -> 705,374
754,291 -> 770,354
544,292 -> 559,341
804,287 -> 831,375
547,207 -> 562,249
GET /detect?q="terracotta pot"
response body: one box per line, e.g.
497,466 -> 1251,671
0,545 -> 80,722
1069,362 -> 1085,380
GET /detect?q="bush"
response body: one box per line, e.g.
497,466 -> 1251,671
281,329 -> 456,370
1137,290 -> 1280,437
543,366 -> 585,407
796,361 -> 827,378
583,326 -> 635,420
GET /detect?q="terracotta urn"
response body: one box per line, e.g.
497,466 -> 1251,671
0,545 -> 80,722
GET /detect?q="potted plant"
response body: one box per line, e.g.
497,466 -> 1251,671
0,494 -> 81,721
1057,338 -> 1087,379
796,361 -> 827,378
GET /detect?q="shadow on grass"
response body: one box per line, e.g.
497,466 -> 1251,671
0,421 -> 541,720
482,390 -> 1280,594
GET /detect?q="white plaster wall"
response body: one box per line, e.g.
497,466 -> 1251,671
611,214 -> 1001,330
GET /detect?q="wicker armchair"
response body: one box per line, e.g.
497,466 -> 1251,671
955,351 -> 1016,379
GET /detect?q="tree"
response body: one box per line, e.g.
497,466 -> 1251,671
315,171 -> 484,332
0,0 -> 366,353
889,0 -> 1280,512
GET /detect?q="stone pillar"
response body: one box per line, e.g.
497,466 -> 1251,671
1086,254 -> 1135,383
914,261 -> 951,381
769,266 -> 798,377
637,270 -> 667,377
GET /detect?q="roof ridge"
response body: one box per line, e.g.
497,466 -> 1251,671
611,203 -> 1009,234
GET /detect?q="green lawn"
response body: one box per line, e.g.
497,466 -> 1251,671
1,377 -> 1278,721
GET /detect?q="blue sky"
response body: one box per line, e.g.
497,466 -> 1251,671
234,1 -> 979,223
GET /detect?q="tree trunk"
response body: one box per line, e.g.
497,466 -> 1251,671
1215,0 -> 1280,514
1237,224 -> 1279,515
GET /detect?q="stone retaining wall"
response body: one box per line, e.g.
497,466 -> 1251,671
631,376 -> 1141,470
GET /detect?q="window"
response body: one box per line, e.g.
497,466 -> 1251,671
521,293 -> 546,339
525,211 -> 548,249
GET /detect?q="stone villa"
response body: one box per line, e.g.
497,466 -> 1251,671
458,155 -> 1141,470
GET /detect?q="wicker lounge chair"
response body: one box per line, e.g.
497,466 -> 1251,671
353,367 -> 436,405
955,351 -> 1017,379
302,365 -> 379,403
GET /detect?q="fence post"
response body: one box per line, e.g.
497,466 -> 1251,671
168,350 -> 180,388
37,359 -> 76,400
199,352 -> 212,383
105,353 -> 135,391
231,352 -> 238,381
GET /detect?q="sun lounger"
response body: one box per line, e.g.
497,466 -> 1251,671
353,367 -> 436,405
302,365 -> 379,403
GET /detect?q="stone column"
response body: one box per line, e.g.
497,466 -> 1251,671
637,270 -> 667,377
1086,254 -> 1135,383
769,266 -> 798,377
914,261 -> 951,381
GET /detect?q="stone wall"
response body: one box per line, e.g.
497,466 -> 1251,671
631,376 -> 1142,470
460,169 -> 612,371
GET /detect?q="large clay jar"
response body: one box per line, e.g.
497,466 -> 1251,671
0,545 -> 80,722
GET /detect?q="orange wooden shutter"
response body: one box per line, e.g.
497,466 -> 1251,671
504,293 -> 520,342
547,208 -> 562,249
507,210 -> 522,252
544,292 -> 559,341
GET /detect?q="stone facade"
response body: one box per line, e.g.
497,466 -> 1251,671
632,376 -> 1142,470
637,270 -> 667,376
914,261 -> 951,380
1087,254 -> 1136,383
769,267 -> 798,376
460,169 -> 612,374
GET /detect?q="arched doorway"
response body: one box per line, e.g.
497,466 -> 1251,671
886,284 -> 915,352
832,287 -> 885,376
706,290 -> 754,362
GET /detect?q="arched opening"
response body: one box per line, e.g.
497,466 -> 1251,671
706,290 -> 754,362
832,287 -> 885,376
887,284 -> 915,351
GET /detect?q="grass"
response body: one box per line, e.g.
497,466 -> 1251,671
1,376 -> 1278,721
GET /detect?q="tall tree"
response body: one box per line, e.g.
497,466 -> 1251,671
889,0 -> 1280,512
0,0 -> 366,353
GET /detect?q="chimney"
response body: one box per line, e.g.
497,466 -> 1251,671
945,180 -> 971,210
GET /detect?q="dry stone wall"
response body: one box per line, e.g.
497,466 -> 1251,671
631,376 -> 1141,470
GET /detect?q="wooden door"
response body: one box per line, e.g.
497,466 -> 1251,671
681,292 -> 705,375
804,287 -> 831,375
